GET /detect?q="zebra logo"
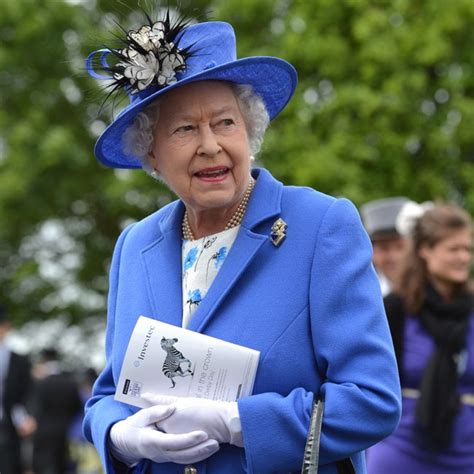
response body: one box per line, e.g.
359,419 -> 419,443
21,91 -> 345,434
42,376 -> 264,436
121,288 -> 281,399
160,337 -> 194,388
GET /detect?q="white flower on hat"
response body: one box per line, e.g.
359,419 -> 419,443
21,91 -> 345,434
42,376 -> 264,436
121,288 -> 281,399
122,52 -> 161,90
158,43 -> 184,85
395,201 -> 434,236
110,17 -> 189,93
120,48 -> 139,60
129,25 -> 155,52
149,21 -> 166,47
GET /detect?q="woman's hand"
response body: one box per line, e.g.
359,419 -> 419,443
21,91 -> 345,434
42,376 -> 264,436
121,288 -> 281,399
109,404 -> 219,465
142,393 -> 244,447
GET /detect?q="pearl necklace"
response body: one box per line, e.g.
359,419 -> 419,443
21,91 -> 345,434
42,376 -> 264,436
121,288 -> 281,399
182,177 -> 255,241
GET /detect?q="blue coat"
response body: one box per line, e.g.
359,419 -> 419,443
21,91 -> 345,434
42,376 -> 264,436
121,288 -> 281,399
84,168 -> 401,473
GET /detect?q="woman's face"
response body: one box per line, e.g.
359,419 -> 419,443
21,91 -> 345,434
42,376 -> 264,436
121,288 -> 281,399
420,228 -> 473,287
148,81 -> 251,217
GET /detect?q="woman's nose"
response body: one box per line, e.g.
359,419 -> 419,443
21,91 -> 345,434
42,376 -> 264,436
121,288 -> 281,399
197,126 -> 222,157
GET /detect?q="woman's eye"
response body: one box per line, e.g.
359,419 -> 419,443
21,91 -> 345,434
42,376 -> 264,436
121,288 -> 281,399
214,118 -> 235,129
175,125 -> 194,133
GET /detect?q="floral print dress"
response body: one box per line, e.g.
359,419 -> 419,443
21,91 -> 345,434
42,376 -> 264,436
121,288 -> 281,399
181,226 -> 240,328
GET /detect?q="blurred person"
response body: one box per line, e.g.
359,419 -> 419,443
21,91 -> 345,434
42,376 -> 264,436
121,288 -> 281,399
30,348 -> 83,474
69,368 -> 102,474
83,10 -> 401,474
361,197 -> 410,296
367,203 -> 474,473
0,306 -> 35,474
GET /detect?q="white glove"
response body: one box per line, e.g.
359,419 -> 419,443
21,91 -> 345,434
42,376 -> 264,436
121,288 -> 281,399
109,404 -> 219,465
142,393 -> 244,448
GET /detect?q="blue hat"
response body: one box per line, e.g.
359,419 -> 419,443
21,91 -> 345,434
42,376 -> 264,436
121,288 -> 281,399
87,20 -> 298,169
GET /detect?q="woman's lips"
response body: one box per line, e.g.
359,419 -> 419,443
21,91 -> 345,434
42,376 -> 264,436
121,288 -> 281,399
194,167 -> 229,182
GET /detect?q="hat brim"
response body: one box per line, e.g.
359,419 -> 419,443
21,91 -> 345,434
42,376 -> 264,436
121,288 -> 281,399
95,56 -> 297,169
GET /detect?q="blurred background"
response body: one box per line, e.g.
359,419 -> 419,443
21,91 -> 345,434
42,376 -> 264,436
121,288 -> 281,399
1,0 -> 473,367
0,1 -> 473,470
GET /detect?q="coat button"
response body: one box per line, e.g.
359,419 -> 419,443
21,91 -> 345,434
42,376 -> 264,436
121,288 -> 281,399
184,466 -> 197,474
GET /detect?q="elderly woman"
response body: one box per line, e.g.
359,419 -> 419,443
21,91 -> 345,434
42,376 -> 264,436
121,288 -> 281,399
83,14 -> 401,474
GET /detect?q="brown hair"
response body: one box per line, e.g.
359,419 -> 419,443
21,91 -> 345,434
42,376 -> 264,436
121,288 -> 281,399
395,202 -> 472,313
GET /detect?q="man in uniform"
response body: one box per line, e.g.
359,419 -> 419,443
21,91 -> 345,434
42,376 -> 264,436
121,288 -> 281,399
361,197 -> 410,297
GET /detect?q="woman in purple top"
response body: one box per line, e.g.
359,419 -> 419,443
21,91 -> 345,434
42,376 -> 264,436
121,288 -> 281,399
367,203 -> 474,474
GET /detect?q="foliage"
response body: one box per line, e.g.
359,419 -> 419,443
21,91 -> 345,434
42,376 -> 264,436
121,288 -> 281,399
214,0 -> 474,206
0,0 -> 473,330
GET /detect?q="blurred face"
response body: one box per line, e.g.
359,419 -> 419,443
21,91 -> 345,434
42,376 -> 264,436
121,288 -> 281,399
0,321 -> 11,342
148,81 -> 252,221
372,236 -> 406,283
420,228 -> 473,288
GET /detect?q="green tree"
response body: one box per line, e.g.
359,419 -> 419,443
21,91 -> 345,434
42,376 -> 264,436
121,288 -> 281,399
0,0 -> 473,329
214,0 -> 474,206
0,0 -> 181,324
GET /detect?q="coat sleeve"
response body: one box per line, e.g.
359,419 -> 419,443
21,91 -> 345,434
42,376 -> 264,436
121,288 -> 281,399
83,223 -> 148,474
238,198 -> 401,473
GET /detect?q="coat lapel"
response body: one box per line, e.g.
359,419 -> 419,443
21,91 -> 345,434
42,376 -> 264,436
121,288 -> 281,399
140,201 -> 185,327
188,168 -> 283,333
140,168 -> 284,332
